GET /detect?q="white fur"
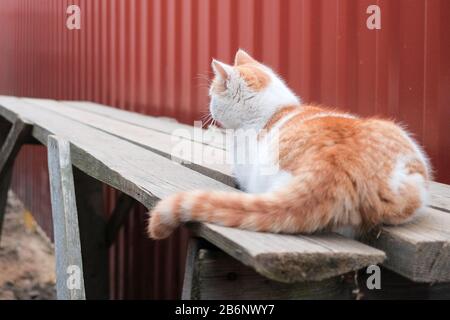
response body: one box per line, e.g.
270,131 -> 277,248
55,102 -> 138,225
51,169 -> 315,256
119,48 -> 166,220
232,109 -> 298,194
400,131 -> 431,220
389,154 -> 429,221
209,59 -> 299,131
231,129 -> 295,194
210,53 -> 300,194
399,129 -> 432,177
156,198 -> 178,226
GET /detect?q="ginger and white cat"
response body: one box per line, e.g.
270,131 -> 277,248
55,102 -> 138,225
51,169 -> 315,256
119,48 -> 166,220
148,49 -> 431,239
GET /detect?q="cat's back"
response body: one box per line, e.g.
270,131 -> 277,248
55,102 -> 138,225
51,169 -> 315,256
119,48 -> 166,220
277,106 -> 430,180
281,106 -> 417,155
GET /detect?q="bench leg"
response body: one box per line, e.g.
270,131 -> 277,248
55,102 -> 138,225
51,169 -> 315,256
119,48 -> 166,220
48,135 -> 109,299
0,118 -> 32,241
0,118 -> 11,241
182,238 -> 201,300
0,167 -> 13,241
48,135 -> 87,300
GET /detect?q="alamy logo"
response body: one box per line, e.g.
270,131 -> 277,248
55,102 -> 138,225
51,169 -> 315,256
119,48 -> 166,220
65,4 -> 379,31
366,5 -> 381,30
66,265 -> 82,290
66,5 -> 81,30
170,123 -> 280,176
366,265 -> 381,290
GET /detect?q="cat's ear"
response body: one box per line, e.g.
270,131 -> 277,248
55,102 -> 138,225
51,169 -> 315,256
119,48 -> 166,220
234,49 -> 257,66
211,59 -> 232,80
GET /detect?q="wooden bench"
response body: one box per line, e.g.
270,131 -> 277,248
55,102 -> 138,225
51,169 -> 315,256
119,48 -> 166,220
0,95 -> 449,300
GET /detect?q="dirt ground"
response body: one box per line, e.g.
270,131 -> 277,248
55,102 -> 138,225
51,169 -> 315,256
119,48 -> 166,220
0,191 -> 56,300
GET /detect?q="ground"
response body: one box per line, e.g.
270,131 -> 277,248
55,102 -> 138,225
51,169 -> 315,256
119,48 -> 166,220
0,191 -> 56,300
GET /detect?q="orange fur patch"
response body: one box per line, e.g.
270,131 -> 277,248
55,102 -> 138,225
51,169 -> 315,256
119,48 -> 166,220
263,105 -> 299,131
234,50 -> 257,66
236,65 -> 271,91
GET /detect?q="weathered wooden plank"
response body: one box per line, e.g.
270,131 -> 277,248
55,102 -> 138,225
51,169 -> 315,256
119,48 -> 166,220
194,248 -> 354,300
181,238 -> 201,300
0,117 -> 32,241
0,117 -> 12,241
0,166 -> 12,242
0,96 -> 386,283
0,118 -> 32,175
62,100 -> 226,150
0,96 -> 229,208
363,207 -> 450,283
190,223 -> 385,282
28,98 -> 233,185
0,105 -> 19,123
429,181 -> 450,213
47,135 -> 86,300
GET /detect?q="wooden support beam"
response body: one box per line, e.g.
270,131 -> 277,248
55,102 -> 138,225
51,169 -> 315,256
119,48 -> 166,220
190,222 -> 385,283
182,238 -> 201,300
188,246 -> 355,300
105,192 -> 136,247
0,168 -> 13,242
0,116 -> 12,144
0,118 -> 32,175
0,118 -> 32,241
0,117 -> 12,241
47,135 -> 86,300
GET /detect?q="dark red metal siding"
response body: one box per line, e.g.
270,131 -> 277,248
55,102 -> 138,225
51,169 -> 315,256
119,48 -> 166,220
0,0 -> 449,299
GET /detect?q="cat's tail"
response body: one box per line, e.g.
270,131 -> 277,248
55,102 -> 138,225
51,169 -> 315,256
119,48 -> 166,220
147,178 -> 347,239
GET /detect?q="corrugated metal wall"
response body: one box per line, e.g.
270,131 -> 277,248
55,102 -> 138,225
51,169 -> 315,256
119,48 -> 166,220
0,0 -> 449,299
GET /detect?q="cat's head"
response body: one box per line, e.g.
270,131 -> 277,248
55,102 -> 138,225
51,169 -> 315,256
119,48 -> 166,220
209,49 -> 299,130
